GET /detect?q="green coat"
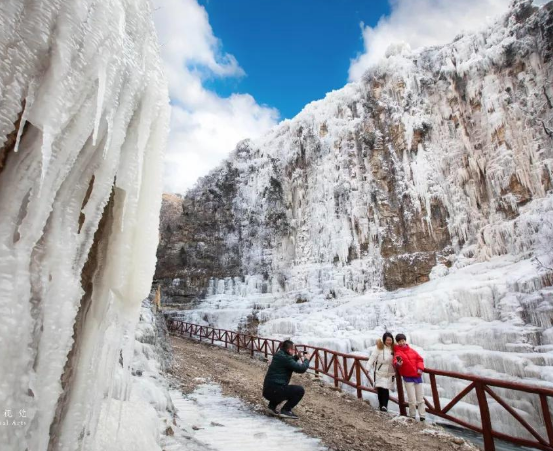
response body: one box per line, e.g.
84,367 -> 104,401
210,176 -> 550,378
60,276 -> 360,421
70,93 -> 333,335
263,349 -> 310,387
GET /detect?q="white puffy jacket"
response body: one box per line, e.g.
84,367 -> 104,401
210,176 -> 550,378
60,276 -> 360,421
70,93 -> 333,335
367,339 -> 395,390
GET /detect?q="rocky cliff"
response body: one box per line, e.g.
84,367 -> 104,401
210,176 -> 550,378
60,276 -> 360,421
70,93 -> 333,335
156,1 -> 553,303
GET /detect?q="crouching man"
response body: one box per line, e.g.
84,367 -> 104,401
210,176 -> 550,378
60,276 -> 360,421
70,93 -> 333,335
262,340 -> 311,419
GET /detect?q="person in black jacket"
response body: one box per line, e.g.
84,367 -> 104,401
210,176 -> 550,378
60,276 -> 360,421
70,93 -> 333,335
262,340 -> 311,419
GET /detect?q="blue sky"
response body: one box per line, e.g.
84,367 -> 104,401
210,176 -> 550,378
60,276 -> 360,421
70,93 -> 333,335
198,0 -> 390,119
154,0 -> 511,193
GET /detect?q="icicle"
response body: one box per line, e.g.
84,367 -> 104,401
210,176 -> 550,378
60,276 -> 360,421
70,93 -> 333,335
14,81 -> 36,153
39,127 -> 54,187
93,63 -> 107,146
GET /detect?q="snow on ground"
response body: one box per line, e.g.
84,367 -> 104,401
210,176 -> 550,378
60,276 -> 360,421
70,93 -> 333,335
171,384 -> 326,451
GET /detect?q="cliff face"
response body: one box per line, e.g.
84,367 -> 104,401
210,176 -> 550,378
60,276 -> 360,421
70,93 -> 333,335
155,166 -> 242,302
156,1 -> 553,302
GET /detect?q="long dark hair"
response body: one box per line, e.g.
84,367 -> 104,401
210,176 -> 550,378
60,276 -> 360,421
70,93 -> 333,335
382,332 -> 394,352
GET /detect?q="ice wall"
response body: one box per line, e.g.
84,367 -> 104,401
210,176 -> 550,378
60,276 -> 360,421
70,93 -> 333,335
0,1 -> 169,450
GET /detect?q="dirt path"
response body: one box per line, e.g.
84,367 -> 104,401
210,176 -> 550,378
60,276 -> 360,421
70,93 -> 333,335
168,336 -> 479,451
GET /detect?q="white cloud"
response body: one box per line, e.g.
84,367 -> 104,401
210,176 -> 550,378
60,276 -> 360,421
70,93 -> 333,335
153,0 -> 279,194
348,0 -> 513,81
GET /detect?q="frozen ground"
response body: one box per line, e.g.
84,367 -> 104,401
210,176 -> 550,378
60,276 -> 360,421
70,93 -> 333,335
171,384 -> 326,451
90,300 -> 213,451
94,300 -> 325,451
169,333 -> 479,451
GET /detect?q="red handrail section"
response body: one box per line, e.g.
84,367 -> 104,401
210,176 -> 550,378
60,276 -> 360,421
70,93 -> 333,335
167,318 -> 553,451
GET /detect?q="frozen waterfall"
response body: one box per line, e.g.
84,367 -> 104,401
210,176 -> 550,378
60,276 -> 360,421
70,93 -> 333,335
0,1 -> 169,450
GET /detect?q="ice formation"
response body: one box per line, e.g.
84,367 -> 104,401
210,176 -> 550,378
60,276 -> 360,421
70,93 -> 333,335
0,1 -> 169,450
164,1 -> 553,441
90,299 -> 208,451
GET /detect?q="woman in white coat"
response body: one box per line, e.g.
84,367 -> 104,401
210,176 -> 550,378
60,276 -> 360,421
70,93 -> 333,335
367,332 -> 395,411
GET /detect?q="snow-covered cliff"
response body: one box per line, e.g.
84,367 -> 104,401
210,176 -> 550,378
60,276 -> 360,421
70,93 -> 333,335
0,1 -> 169,450
159,0 -> 552,301
160,0 -> 553,439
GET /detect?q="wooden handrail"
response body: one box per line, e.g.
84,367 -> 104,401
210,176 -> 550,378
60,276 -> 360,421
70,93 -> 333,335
425,368 -> 553,397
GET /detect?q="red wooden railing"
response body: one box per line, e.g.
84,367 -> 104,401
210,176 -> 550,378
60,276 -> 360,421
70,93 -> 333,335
167,318 -> 553,451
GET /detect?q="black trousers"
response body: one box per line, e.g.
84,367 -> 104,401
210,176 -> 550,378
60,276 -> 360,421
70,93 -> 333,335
377,387 -> 389,409
263,384 -> 305,411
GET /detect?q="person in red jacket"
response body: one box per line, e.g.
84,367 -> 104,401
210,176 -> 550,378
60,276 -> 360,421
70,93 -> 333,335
393,333 -> 425,421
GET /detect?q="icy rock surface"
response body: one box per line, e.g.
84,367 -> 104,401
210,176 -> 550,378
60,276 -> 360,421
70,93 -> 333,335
0,1 -> 169,450
167,1 -> 553,441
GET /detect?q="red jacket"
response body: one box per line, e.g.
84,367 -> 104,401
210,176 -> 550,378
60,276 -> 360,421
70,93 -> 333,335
393,344 -> 424,378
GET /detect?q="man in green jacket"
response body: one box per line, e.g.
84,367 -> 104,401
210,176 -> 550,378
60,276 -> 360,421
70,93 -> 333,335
262,340 -> 311,419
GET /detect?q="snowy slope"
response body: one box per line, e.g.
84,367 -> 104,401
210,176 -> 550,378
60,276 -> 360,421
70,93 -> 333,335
0,1 -> 169,450
168,0 -> 553,440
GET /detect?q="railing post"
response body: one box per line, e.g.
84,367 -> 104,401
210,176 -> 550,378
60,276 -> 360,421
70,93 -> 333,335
540,394 -> 553,446
475,382 -> 495,451
314,351 -> 320,377
211,328 -> 215,345
224,331 -> 228,348
333,357 -> 339,388
430,373 -> 441,411
355,359 -> 362,399
236,333 -> 240,353
250,336 -> 255,357
396,368 -> 407,416
343,356 -> 348,382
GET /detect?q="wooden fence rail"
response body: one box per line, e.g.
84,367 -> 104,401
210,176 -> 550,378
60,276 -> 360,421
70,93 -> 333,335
167,318 -> 553,451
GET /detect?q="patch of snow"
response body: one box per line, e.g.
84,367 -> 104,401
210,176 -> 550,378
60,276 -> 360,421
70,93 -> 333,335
170,384 -> 326,451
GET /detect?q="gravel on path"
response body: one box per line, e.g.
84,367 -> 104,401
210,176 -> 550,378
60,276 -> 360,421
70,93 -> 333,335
169,335 -> 480,451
